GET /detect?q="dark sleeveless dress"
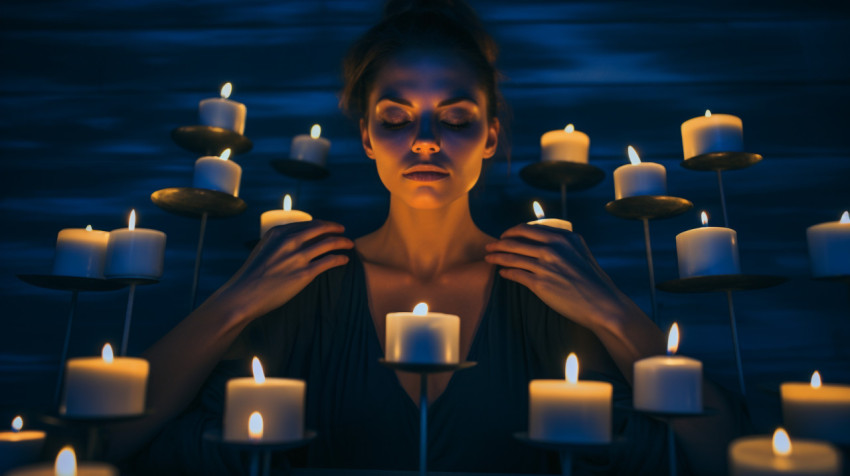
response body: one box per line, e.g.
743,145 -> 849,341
135,249 -> 672,475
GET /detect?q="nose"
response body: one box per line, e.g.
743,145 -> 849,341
411,119 -> 440,155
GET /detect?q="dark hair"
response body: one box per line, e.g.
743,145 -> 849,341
339,0 -> 504,124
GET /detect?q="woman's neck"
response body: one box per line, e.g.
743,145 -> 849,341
359,195 -> 491,280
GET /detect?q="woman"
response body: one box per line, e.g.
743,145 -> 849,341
113,1 -> 746,474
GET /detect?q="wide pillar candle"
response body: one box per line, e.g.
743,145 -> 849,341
385,303 -> 459,364
681,110 -> 743,159
540,124 -> 590,163
7,446 -> 117,476
192,148 -> 241,196
528,353 -> 612,443
290,124 -> 331,167
104,210 -> 166,279
528,201 -> 573,231
0,417 -> 45,474
729,429 -> 841,476
260,194 -> 312,238
61,344 -> 148,417
806,211 -> 850,277
199,82 -> 247,134
613,146 -> 667,199
676,211 -> 740,277
633,323 -> 702,413
781,372 -> 850,445
224,357 -> 305,442
52,226 -> 109,278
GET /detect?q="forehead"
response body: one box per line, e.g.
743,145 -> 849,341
369,50 -> 484,104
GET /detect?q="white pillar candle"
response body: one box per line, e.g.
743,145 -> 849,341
806,211 -> 850,278
613,146 -> 667,199
676,211 -> 740,278
224,357 -> 305,442
290,124 -> 331,167
540,124 -> 590,163
260,194 -> 313,238
192,148 -> 242,196
781,371 -> 850,445
61,344 -> 148,417
681,110 -> 744,159
528,353 -> 612,443
528,201 -> 573,231
104,210 -> 166,280
385,302 -> 460,364
52,225 -> 110,278
729,428 -> 841,476
199,82 -> 247,135
7,446 -> 117,476
633,323 -> 702,413
0,416 -> 46,473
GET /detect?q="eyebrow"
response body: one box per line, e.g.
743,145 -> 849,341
376,94 -> 479,108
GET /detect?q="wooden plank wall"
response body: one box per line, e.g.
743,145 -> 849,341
1,0 -> 849,433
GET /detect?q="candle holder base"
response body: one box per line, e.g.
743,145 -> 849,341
16,274 -> 127,292
604,196 -> 693,221
151,187 -> 247,219
202,428 -> 318,451
681,152 -> 762,172
40,410 -> 152,460
270,158 -> 330,180
377,359 -> 477,374
656,274 -> 787,293
171,125 -> 253,156
519,161 -> 605,192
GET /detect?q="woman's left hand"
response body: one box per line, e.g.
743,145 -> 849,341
484,223 -> 640,333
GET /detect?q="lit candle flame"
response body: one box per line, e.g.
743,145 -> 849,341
252,357 -> 266,384
221,82 -> 232,99
220,148 -> 232,161
533,201 -> 545,220
627,145 -> 641,165
840,211 -> 849,224
85,225 -> 92,232
413,302 -> 429,315
129,209 -> 136,231
564,124 -> 575,133
283,194 -> 292,211
55,446 -> 77,476
811,371 -> 822,388
772,428 -> 792,457
12,416 -> 23,432
565,353 -> 579,384
248,411 -> 264,441
705,110 -> 712,117
700,211 -> 709,226
102,343 -> 114,363
310,124 -> 322,139
667,323 -> 680,355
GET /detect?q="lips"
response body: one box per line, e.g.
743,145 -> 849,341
403,165 -> 449,182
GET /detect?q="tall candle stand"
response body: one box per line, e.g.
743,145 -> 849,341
378,359 -> 476,476
172,125 -> 253,157
16,275 -> 126,405
203,428 -> 317,476
513,432 -> 619,476
519,162 -> 605,219
111,278 -> 159,356
151,187 -> 247,309
680,152 -> 762,227
657,275 -> 787,395
604,196 -> 693,321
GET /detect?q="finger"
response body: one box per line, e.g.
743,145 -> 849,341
485,238 -> 548,260
485,252 -> 548,275
498,267 -> 540,291
302,253 -> 350,279
300,236 -> 355,262
264,220 -> 346,251
500,223 -> 570,246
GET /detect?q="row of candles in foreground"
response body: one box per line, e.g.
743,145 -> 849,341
2,316 -> 847,475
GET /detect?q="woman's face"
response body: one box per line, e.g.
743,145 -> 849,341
361,50 -> 499,210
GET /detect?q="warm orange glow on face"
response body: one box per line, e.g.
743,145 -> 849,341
533,201 -> 545,220
252,357 -> 266,384
772,428 -> 792,456
700,211 -> 709,226
221,82 -> 233,99
283,194 -> 292,211
565,353 -> 579,384
310,124 -> 321,139
102,343 -> 114,364
627,146 -> 641,165
564,124 -> 575,133
412,303 -> 429,315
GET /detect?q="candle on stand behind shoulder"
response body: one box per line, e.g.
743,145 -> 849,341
806,211 -> 850,278
613,146 -> 667,199
681,110 -> 744,159
385,302 -> 460,364
260,194 -> 313,238
290,124 -> 331,166
729,428 -> 840,476
192,148 -> 242,196
781,371 -> 850,444
633,323 -> 703,413
6,446 -> 117,476
527,201 -> 572,231
0,416 -> 46,474
61,343 -> 149,417
52,225 -> 110,278
104,210 -> 167,280
540,124 -> 590,163
675,211 -> 740,278
199,82 -> 247,134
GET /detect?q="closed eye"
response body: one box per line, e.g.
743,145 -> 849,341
380,120 -> 411,130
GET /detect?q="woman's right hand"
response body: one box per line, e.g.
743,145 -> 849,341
203,220 -> 354,328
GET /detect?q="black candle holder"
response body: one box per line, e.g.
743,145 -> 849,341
203,428 -> 317,476
519,161 -> 605,219
171,125 -> 253,156
40,410 -> 152,460
513,432 -> 621,476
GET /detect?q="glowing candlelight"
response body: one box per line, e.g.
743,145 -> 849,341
385,302 -> 459,363
290,124 -> 331,166
634,322 -> 702,413
541,123 -> 589,163
248,412 -> 263,441
54,446 -> 76,476
310,124 -> 321,139
528,201 -> 572,231
565,353 -> 578,384
252,357 -> 266,384
102,343 -> 113,364
260,194 -> 312,238
806,211 -> 850,277
681,109 -> 743,158
781,369 -> 850,444
614,145 -> 666,199
676,211 -> 740,277
199,82 -> 246,134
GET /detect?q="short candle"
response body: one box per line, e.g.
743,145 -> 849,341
676,211 -> 740,278
781,371 -> 850,445
613,146 -> 667,199
0,416 -> 46,473
528,353 -> 612,443
52,225 -> 110,278
199,82 -> 247,134
385,303 -> 460,364
729,428 -> 841,476
260,194 -> 313,238
61,343 -> 149,417
289,124 -> 331,167
633,323 -> 703,413
192,148 -> 242,196
6,446 -> 117,476
104,210 -> 167,280
681,110 -> 744,159
528,201 -> 573,231
806,211 -> 850,278
540,124 -> 590,163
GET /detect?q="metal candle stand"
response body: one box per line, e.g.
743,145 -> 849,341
203,428 -> 317,476
171,125 -> 253,157
16,275 -> 127,405
40,410 -> 151,460
513,432 -> 619,476
680,151 -> 762,228
604,196 -> 693,321
657,275 -> 787,396
112,277 -> 159,356
519,161 -> 605,219
378,359 -> 477,476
